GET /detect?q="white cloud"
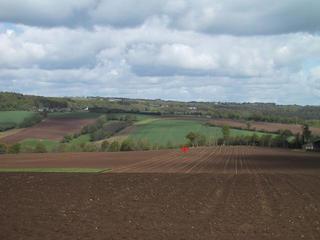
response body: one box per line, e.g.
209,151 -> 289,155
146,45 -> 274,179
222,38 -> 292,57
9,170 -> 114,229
0,1 -> 320,104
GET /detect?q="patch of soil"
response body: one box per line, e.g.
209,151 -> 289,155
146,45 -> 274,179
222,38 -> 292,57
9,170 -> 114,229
0,118 -> 96,144
0,146 -> 319,174
0,172 -> 319,240
208,118 -> 320,135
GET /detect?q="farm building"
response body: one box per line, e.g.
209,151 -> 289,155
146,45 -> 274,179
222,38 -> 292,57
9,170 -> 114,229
303,139 -> 320,151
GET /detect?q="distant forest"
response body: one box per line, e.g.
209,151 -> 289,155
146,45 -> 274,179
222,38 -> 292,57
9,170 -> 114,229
1,92 -> 320,125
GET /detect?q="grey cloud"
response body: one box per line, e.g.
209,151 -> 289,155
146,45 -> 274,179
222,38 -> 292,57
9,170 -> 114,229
0,0 -> 320,35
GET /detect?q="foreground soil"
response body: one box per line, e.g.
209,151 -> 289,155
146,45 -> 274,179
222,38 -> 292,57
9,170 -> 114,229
0,172 -> 319,240
0,147 -> 319,239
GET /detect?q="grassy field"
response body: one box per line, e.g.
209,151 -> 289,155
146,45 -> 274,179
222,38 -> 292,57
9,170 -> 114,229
129,119 -> 274,146
0,111 -> 37,124
18,134 -> 92,152
19,139 -> 60,152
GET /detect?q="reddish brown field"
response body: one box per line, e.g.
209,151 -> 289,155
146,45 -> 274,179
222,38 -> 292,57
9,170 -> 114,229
209,118 -> 320,135
0,118 -> 95,144
0,146 -> 319,173
0,146 -> 320,240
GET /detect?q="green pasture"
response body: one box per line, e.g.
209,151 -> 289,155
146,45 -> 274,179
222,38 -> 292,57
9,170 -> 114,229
0,111 -> 36,124
20,139 -> 60,152
19,134 -> 92,152
128,119 -> 274,146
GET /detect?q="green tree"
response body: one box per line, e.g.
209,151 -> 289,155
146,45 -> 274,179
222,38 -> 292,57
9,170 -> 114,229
302,124 -> 312,144
120,139 -> 135,151
259,134 -> 273,147
96,115 -> 107,128
196,134 -> 207,146
109,141 -> 120,152
221,125 -> 230,144
8,143 -> 21,154
0,143 -> 8,154
186,132 -> 197,146
101,140 -> 110,151
62,134 -> 73,143
83,143 -> 98,152
136,138 -> 151,150
90,129 -> 108,141
250,134 -> 259,146
34,142 -> 47,153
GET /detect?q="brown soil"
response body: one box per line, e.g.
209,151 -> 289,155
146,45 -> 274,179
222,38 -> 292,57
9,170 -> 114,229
0,146 -> 319,173
209,118 -> 320,135
0,146 -> 320,240
0,128 -> 25,140
0,118 -> 96,144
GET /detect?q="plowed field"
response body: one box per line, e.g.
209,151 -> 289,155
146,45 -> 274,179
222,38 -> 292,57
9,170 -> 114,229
0,146 -> 319,240
0,118 -> 95,143
209,118 -> 320,135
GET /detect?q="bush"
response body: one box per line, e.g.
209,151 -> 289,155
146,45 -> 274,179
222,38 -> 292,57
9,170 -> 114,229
120,139 -> 135,151
96,115 -> 107,127
66,143 -> 83,152
90,129 -> 109,141
61,134 -> 74,143
196,134 -> 207,146
34,142 -> 47,153
82,143 -> 98,152
19,113 -> 43,128
136,138 -> 151,150
109,141 -> 120,152
101,140 -> 110,151
186,132 -> 207,147
8,143 -> 21,154
53,143 -> 66,152
0,122 -> 17,131
0,143 -> 8,154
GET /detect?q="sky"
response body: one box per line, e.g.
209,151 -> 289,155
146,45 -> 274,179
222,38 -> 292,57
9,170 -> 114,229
0,0 -> 320,105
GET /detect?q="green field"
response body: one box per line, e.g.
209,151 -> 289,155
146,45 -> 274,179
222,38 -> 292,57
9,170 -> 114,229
0,111 -> 37,124
20,139 -> 60,152
19,134 -> 92,152
0,111 -> 40,131
129,119 -> 273,146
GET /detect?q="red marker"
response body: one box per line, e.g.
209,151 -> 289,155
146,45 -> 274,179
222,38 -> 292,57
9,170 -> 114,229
180,146 -> 189,153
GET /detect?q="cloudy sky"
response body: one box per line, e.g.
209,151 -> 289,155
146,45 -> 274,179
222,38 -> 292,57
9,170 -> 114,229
0,0 -> 320,104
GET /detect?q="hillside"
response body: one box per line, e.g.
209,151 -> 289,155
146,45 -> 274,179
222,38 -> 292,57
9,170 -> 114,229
1,92 -> 320,126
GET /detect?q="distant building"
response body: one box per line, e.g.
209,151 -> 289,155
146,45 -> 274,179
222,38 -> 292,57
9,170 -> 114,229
303,139 -> 320,151
188,106 -> 197,110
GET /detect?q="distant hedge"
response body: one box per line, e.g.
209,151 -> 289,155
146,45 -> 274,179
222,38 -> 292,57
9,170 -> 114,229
0,122 -> 17,131
18,113 -> 43,128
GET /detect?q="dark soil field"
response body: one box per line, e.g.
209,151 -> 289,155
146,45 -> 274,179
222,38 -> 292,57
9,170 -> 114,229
0,118 -> 96,143
209,118 -> 320,135
0,146 -> 319,240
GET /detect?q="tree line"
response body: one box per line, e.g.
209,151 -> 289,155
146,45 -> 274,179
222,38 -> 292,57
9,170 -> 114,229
2,92 -> 320,126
